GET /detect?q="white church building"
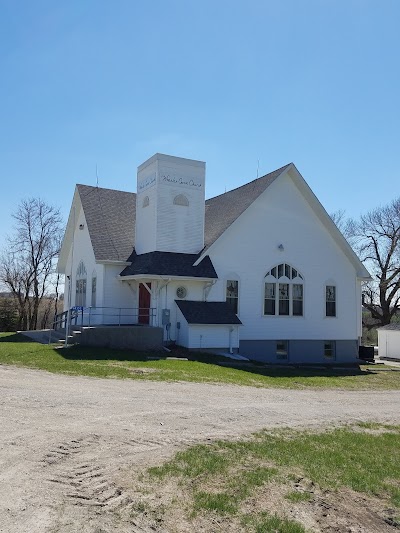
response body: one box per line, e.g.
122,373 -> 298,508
57,153 -> 370,363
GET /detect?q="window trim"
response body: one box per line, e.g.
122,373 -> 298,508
263,263 -> 304,318
226,279 -> 239,314
325,284 -> 337,318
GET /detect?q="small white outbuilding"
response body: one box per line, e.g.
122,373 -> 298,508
378,324 -> 400,361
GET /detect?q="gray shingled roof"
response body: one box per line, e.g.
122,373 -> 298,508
120,251 -> 217,278
77,184 -> 136,262
378,323 -> 400,331
175,300 -> 242,325
77,164 -> 290,263
203,164 -> 291,251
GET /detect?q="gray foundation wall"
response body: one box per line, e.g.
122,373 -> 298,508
79,326 -> 163,351
239,339 -> 359,364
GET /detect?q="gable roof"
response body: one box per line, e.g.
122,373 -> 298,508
175,300 -> 242,325
120,251 -> 217,279
59,162 -> 370,280
60,165 -> 290,265
203,163 -> 291,252
77,184 -> 136,262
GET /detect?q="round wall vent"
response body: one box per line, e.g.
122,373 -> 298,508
176,286 -> 187,299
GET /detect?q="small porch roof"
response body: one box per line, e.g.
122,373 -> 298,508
120,251 -> 217,279
176,300 -> 242,325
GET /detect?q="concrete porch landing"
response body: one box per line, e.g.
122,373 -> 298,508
19,325 -> 164,351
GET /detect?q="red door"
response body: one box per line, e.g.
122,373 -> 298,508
138,283 -> 151,324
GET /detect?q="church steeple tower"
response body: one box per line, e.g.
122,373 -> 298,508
135,153 -> 206,255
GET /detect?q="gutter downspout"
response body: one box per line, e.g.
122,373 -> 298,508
229,326 -> 234,354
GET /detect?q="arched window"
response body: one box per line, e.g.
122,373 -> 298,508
264,263 -> 303,316
142,196 -> 150,208
173,194 -> 189,206
75,261 -> 87,307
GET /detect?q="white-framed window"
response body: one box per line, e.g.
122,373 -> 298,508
276,340 -> 289,360
324,340 -> 336,359
326,285 -> 336,317
75,261 -> 87,307
264,264 -> 303,316
91,272 -> 97,307
226,280 -> 239,314
142,196 -> 150,208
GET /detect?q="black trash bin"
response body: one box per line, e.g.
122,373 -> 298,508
358,345 -> 375,362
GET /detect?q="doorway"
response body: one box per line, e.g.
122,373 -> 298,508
138,282 -> 151,324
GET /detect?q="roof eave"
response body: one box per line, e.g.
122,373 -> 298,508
57,188 -> 81,274
287,164 -> 372,280
118,274 -> 217,282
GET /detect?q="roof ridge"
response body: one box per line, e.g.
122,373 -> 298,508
77,183 -> 136,195
206,163 -> 291,202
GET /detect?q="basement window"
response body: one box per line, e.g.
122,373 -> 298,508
324,341 -> 336,359
276,340 -> 288,360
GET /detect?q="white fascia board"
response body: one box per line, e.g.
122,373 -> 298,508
57,188 -> 82,274
117,274 -> 217,282
97,260 -> 131,266
194,163 -> 371,280
286,164 -> 372,280
188,323 -> 242,327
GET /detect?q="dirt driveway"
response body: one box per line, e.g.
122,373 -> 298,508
1,365 -> 399,533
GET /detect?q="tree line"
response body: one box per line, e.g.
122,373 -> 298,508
0,194 -> 399,332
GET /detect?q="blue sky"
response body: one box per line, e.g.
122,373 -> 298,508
1,0 -> 399,251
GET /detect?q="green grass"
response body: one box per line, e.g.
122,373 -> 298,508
242,512 -> 307,533
144,424 -> 400,530
1,331 -> 400,389
285,491 -> 312,503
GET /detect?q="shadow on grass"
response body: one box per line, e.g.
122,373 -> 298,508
0,332 -> 381,380
0,332 -> 32,343
54,344 -> 150,362
55,342 -> 377,379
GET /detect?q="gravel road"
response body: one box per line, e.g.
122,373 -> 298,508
1,365 -> 399,532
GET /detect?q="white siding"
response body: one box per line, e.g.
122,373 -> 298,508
135,154 -> 205,255
157,279 -> 205,341
64,206 -> 97,312
176,308 -> 189,347
188,325 -> 240,349
205,172 -> 360,341
102,265 -> 136,324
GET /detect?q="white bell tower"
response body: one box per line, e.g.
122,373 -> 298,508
135,153 -> 206,255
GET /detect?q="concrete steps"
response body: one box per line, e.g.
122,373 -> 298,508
19,328 -> 82,345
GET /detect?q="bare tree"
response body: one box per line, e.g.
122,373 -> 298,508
330,209 -> 355,241
351,198 -> 400,326
0,198 -> 63,330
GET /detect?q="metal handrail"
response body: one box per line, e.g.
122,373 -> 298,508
53,306 -> 157,330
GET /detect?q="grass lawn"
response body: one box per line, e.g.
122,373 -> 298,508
131,423 -> 400,531
0,331 -> 400,389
